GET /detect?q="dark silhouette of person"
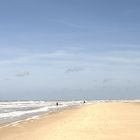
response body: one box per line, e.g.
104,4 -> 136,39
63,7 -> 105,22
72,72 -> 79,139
56,102 -> 59,106
83,100 -> 86,104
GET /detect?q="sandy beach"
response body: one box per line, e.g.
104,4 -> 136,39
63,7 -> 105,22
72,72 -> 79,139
0,102 -> 140,140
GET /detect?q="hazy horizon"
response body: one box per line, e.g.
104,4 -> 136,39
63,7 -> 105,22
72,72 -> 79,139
0,0 -> 140,100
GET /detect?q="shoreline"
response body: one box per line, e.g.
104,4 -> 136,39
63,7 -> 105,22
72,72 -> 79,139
0,103 -> 84,128
0,102 -> 140,140
0,100 -> 140,128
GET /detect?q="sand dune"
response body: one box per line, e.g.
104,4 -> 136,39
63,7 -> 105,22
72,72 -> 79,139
0,102 -> 140,140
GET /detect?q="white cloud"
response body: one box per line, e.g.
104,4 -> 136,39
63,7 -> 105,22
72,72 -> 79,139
65,67 -> 84,74
0,48 -> 140,68
16,71 -> 30,77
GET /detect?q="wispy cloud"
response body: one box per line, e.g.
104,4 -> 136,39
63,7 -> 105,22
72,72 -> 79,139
65,67 -> 84,74
103,78 -> 112,84
48,18 -> 84,29
16,72 -> 30,77
0,48 -> 140,68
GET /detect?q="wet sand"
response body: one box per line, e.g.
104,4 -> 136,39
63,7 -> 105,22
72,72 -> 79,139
0,102 -> 140,140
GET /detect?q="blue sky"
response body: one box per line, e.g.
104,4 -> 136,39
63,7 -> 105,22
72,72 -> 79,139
0,0 -> 140,100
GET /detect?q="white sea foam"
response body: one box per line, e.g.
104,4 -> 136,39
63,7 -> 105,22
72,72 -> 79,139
0,100 -> 84,125
1,100 -> 138,126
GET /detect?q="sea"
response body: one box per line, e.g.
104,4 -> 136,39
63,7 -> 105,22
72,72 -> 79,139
0,100 -> 84,126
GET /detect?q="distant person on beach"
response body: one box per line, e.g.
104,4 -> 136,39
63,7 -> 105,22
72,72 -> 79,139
83,100 -> 86,104
56,102 -> 59,106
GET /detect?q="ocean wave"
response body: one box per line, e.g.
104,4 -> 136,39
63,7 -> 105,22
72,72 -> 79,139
0,101 -> 83,123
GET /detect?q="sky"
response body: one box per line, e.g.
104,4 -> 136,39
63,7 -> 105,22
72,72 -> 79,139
0,0 -> 140,100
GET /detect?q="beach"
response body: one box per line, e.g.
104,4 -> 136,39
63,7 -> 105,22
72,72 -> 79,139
0,102 -> 140,140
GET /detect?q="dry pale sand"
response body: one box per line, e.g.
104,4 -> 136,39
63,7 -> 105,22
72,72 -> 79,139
0,102 -> 140,140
